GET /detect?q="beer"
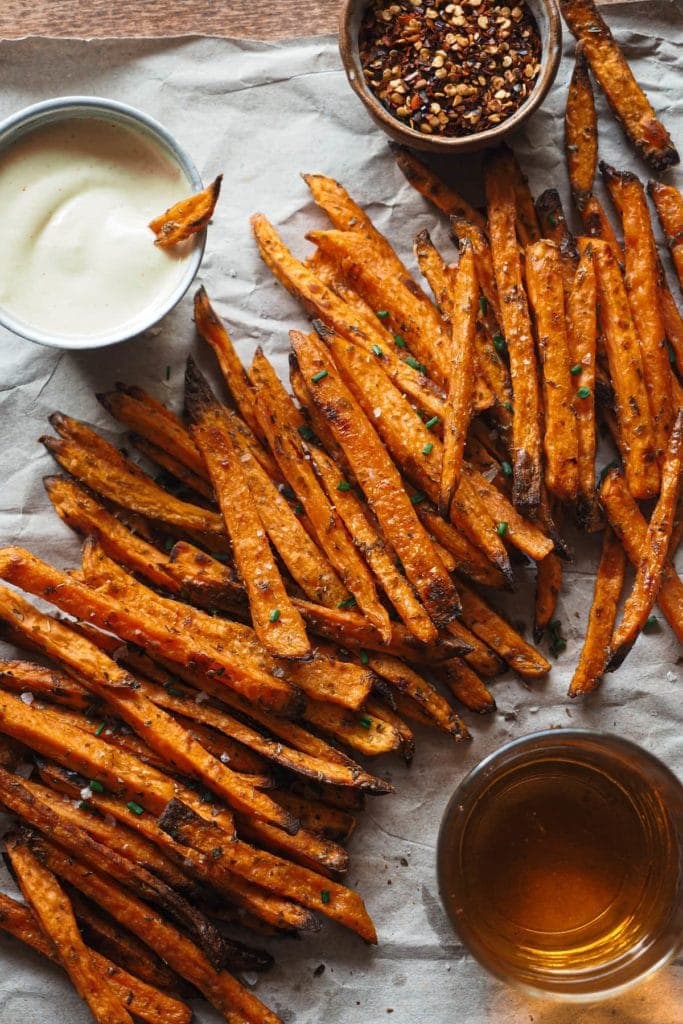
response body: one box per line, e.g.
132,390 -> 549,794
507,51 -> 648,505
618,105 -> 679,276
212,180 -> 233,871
438,731 -> 683,998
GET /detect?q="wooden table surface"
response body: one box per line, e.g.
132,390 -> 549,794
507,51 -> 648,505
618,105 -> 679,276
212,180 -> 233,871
0,1 -> 340,39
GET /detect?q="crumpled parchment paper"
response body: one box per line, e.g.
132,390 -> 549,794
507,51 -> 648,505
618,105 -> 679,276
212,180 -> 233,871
0,4 -> 681,1022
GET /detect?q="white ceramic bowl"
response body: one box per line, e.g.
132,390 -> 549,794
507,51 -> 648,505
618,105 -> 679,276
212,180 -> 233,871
0,96 -> 205,350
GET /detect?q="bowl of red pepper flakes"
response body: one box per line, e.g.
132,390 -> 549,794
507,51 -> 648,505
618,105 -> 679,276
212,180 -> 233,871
339,0 -> 561,153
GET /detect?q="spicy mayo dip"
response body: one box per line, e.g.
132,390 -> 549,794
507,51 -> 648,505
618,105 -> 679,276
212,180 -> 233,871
0,114 -> 198,345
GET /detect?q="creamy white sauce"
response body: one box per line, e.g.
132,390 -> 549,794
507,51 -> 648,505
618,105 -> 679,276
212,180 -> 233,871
0,116 -> 195,341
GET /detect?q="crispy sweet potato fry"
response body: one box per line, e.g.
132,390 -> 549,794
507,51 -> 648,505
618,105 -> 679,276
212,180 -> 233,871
158,798 -> 378,943
533,553 -> 563,644
0,890 -> 191,1024
659,273 -> 683,378
601,163 -> 673,455
308,227 -> 449,382
414,506 -> 507,589
271,791 -> 356,843
649,181 -> 683,292
535,189 -> 579,294
580,193 -> 623,265
6,837 -> 135,1024
560,0 -> 679,170
506,147 -> 541,248
235,812 -> 348,877
461,464 -> 554,562
591,240 -> 659,498
42,429 -> 224,536
485,147 -> 542,513
607,411 -> 683,668
525,239 -> 580,501
33,834 -> 284,1024
458,582 -> 551,679
391,145 -> 487,229
149,175 -> 222,247
567,244 -> 599,528
251,213 -> 444,418
0,769 -> 225,966
193,286 -> 263,437
185,360 -> 311,660
439,243 -> 478,513
128,433 -> 215,501
565,43 -> 597,210
438,658 -> 496,714
290,331 -> 462,627
368,654 -> 468,739
568,527 -> 626,696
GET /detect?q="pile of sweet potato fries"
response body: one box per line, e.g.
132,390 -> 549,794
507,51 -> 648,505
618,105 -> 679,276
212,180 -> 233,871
0,3 -> 680,1020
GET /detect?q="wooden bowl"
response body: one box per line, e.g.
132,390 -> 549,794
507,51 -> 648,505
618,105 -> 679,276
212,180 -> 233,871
339,0 -> 562,154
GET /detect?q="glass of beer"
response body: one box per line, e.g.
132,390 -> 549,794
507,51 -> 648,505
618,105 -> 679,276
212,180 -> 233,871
437,730 -> 683,999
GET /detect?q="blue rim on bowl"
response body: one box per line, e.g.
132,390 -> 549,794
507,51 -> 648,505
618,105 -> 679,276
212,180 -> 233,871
0,95 -> 205,351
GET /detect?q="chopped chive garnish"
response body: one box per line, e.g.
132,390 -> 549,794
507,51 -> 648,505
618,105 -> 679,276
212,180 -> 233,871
501,461 -> 512,477
338,596 -> 357,609
425,416 -> 439,430
644,615 -> 659,632
358,716 -> 372,730
164,682 -> 185,697
94,722 -> 105,737
548,213 -> 558,228
503,401 -> 513,412
371,344 -> 383,357
311,370 -> 328,383
298,424 -> 315,441
577,386 -> 591,399
667,341 -> 676,366
496,521 -> 508,537
321,889 -> 331,904
337,480 -> 351,492
127,801 -> 144,816
570,363 -> 582,375
405,356 -> 422,371
376,310 -> 389,319
165,365 -> 171,381
410,491 -> 427,505
269,608 -> 281,623
88,780 -> 104,794
78,801 -> 89,811
479,296 -> 488,315
393,334 -> 407,348
293,501 -> 304,515
548,618 -> 567,658
422,442 -> 433,456
492,334 -> 507,354
359,649 -> 369,666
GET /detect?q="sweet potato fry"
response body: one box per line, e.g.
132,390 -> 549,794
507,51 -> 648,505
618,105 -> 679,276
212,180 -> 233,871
0,769 -> 224,966
307,227 -> 449,382
533,553 -> 563,644
193,286 -> 263,437
506,147 -> 541,247
565,42 -> 597,210
438,658 -> 496,714
235,812 -> 348,877
607,410 -> 683,669
6,837 -> 135,1024
128,433 -> 215,501
659,273 -> 683,378
580,193 -> 623,265
251,213 -> 444,418
567,243 -> 599,529
149,174 -> 222,247
413,506 -> 507,589
309,444 -> 438,643
535,189 -> 579,294
364,696 -> 415,762
649,181 -> 683,292
601,163 -> 673,455
0,890 -> 191,1024
391,145 -> 487,229
485,147 -> 542,513
439,242 -> 478,513
525,239 -> 580,501
42,429 -> 224,536
303,699 -> 403,757
560,0 -> 679,170
33,834 -> 284,1024
367,654 -> 468,739
185,360 -> 311,660
290,331 -> 462,627
157,798 -> 378,943
44,475 -> 182,593
591,240 -> 659,498
568,527 -> 626,696
271,791 -> 356,844
458,582 -> 551,679
461,464 -> 554,562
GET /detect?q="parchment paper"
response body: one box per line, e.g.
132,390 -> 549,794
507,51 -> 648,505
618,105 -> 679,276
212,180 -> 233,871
0,5 -> 681,1022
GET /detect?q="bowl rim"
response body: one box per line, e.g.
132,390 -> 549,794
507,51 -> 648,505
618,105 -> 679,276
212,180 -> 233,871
339,0 -> 563,154
0,95 -> 205,351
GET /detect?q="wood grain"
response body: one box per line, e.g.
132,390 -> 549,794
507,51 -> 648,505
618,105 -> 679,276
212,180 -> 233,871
0,1 -> 340,40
